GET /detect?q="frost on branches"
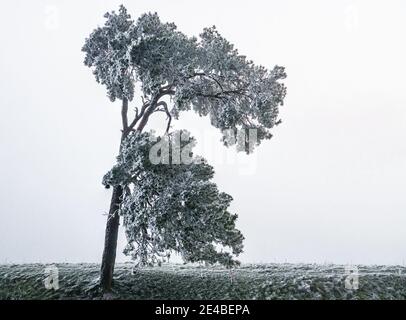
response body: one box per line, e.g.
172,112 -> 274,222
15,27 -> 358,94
103,131 -> 244,267
83,5 -> 287,273
82,5 -> 287,153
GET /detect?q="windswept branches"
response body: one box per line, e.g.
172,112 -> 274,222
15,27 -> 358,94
172,27 -> 287,152
82,7 -> 286,152
103,131 -> 244,267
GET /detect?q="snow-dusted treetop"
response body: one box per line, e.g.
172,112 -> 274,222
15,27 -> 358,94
103,131 -> 244,266
82,5 -> 287,152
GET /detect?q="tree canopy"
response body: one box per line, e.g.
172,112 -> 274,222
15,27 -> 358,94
82,5 -> 287,152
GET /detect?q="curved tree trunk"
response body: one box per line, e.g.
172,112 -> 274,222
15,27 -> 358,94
100,184 -> 123,292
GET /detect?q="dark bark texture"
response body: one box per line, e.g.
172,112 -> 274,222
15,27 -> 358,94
100,184 -> 123,292
99,97 -> 160,293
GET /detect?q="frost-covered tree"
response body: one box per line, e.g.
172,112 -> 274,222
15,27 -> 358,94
103,131 -> 244,267
82,5 -> 286,292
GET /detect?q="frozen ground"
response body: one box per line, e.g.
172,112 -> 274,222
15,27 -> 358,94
1,263 -> 405,300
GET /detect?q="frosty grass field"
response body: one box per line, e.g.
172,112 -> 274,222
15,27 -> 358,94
1,263 -> 406,300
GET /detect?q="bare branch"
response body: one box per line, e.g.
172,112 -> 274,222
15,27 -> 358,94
188,73 -> 250,99
193,88 -> 248,101
125,101 -> 150,135
136,104 -> 155,132
155,101 -> 171,133
136,89 -> 175,132
192,72 -> 225,92
134,106 -> 139,119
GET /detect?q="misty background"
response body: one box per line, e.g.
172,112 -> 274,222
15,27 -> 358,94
0,0 -> 405,265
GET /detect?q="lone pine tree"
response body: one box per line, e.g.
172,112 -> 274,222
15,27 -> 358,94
82,5 -> 286,292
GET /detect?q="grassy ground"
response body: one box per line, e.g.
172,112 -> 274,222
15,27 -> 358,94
1,263 -> 406,300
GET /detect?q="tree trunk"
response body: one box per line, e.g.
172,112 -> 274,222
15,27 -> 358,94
100,184 -> 123,292
99,96 -> 149,293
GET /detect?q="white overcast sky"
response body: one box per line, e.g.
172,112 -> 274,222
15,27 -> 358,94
1,0 -> 405,265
